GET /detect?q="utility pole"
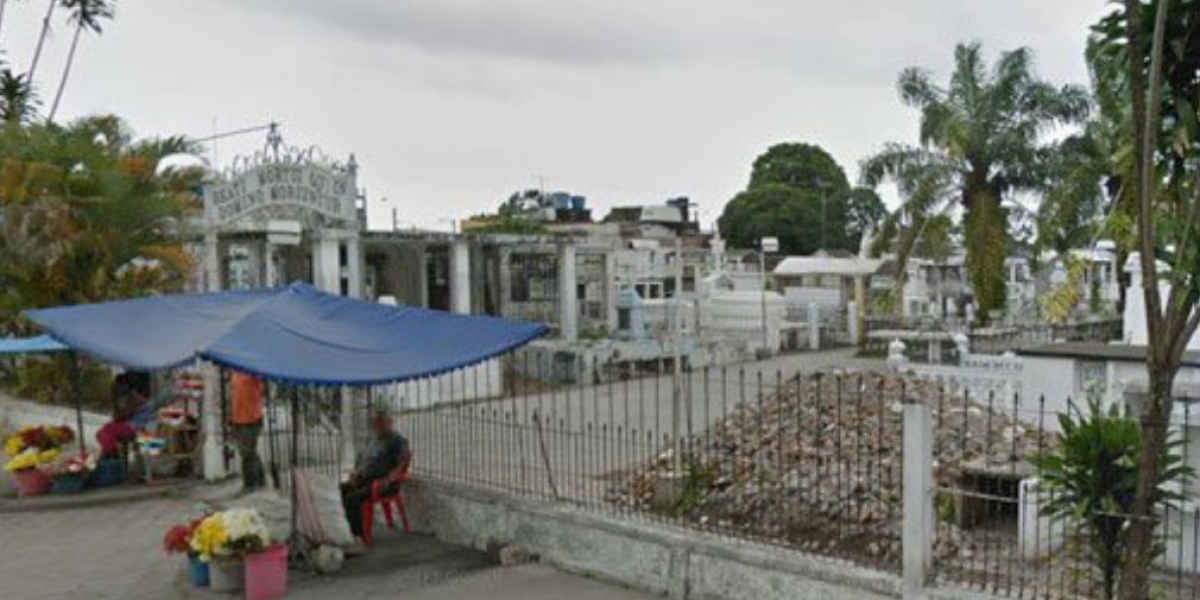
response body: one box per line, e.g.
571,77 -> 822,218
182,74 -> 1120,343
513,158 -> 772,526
672,236 -> 685,472
814,178 -> 831,251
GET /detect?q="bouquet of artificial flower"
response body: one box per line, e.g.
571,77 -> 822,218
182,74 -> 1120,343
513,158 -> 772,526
3,447 -> 61,472
46,454 -> 96,477
163,517 -> 207,555
189,508 -> 271,561
4,425 -> 74,458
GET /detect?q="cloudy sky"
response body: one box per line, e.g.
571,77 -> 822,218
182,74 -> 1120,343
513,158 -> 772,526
4,0 -> 1110,231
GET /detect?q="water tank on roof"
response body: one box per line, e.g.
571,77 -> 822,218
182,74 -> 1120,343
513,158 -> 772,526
549,192 -> 571,210
571,195 -> 586,211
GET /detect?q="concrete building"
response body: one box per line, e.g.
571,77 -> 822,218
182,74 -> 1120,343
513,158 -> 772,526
193,126 -> 365,300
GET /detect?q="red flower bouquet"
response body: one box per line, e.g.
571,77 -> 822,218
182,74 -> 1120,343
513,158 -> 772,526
163,518 -> 207,555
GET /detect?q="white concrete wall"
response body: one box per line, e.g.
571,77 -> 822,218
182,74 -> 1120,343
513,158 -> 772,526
0,393 -> 107,455
1020,477 -> 1200,575
1019,356 -> 1079,431
782,287 -> 842,319
1124,254 -> 1200,351
374,360 -> 504,410
699,291 -> 786,352
405,478 -> 899,600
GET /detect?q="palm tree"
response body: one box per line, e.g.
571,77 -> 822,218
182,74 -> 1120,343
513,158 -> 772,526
0,68 -> 39,124
46,0 -> 113,123
862,43 -> 1090,322
26,0 -> 57,83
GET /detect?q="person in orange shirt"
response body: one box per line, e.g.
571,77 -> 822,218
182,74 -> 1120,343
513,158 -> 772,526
230,371 -> 265,491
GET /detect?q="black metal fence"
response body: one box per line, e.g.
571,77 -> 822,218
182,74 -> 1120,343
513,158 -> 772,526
382,353 -> 1200,599
388,356 -> 907,571
255,383 -> 345,493
931,391 -> 1200,600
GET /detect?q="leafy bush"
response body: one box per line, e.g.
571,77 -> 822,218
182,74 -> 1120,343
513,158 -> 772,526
1031,399 -> 1191,600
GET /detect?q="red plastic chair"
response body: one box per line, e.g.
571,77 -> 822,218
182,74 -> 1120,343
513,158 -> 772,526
361,456 -> 412,546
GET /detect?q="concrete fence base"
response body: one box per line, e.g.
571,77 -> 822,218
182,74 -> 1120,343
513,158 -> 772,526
404,477 -> 900,600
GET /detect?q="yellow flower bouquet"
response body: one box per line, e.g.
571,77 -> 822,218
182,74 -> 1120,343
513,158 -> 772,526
189,508 -> 272,562
4,425 -> 75,458
3,448 -> 60,473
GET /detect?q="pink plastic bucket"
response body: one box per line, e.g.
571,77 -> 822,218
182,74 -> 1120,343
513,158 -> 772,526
11,468 -> 52,497
244,544 -> 288,600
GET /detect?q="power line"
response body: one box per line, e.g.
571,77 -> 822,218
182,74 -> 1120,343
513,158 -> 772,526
192,122 -> 277,144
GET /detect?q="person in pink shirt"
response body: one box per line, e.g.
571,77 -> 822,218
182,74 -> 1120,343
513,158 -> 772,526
95,373 -> 147,457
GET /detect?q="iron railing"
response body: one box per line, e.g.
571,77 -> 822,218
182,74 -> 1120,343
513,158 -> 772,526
382,353 -> 1200,599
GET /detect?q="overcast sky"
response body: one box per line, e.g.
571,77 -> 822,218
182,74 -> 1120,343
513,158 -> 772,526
4,0 -> 1110,231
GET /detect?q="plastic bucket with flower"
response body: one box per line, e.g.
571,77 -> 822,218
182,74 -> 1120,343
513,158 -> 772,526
208,557 -> 245,592
164,517 -> 211,587
5,426 -> 75,496
10,468 -> 52,496
186,553 -> 210,587
245,544 -> 288,600
50,472 -> 87,494
188,508 -> 272,593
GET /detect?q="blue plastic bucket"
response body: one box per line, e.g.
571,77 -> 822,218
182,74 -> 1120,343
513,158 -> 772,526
50,473 -> 87,494
187,553 -> 210,587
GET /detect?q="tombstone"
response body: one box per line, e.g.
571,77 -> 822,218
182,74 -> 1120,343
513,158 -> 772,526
953,332 -> 970,362
887,339 -> 908,369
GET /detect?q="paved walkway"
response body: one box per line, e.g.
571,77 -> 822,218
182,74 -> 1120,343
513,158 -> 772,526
0,493 -> 655,600
399,565 -> 654,600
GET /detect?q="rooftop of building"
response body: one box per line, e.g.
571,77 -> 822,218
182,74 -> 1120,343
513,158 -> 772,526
1017,341 -> 1200,368
772,252 -> 885,277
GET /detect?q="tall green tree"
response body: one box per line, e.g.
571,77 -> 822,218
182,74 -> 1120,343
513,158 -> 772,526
1088,1 -> 1200,597
46,0 -> 114,123
862,43 -> 1090,322
0,115 -> 201,335
719,142 -> 883,255
747,142 -> 850,190
0,68 -> 37,125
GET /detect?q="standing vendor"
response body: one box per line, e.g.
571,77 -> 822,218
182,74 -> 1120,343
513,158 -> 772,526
230,371 -> 265,491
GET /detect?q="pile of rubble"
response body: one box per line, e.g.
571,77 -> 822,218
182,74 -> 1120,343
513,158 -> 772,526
615,371 -> 1053,568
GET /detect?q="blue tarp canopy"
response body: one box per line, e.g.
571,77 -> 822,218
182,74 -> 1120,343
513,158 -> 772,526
25,283 -> 548,385
0,334 -> 69,355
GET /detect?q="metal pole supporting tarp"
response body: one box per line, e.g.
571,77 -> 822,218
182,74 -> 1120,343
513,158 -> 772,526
67,353 -> 85,457
289,385 -> 299,546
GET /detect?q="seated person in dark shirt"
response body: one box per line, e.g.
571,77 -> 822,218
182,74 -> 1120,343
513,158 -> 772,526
341,411 -> 410,542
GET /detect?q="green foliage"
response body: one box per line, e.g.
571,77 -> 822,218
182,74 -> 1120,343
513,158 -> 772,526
720,142 -> 884,255
1091,0 -> 1200,164
914,214 -> 954,262
844,187 -> 887,251
675,455 -> 717,517
1031,398 -> 1190,599
0,68 -> 38,125
0,115 -> 200,400
863,42 -> 1090,322
1039,255 -> 1087,324
748,143 -> 849,192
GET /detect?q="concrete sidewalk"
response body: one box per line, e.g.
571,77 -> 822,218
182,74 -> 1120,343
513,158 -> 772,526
0,490 -> 656,600
397,565 -> 656,600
